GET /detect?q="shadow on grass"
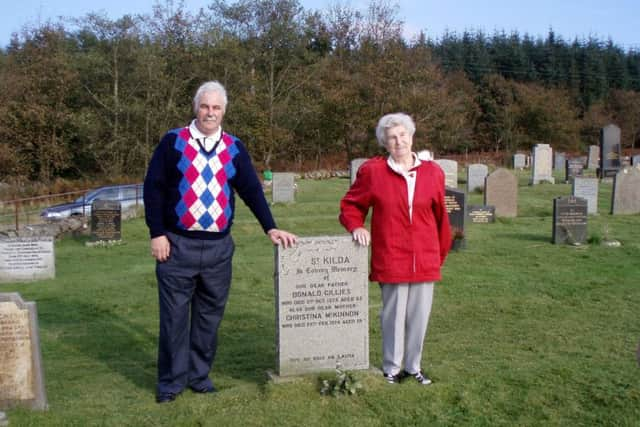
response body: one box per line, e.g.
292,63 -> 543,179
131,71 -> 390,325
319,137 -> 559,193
497,231 -> 551,243
44,297 -> 157,393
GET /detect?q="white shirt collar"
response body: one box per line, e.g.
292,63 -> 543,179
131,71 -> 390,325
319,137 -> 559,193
189,120 -> 222,151
387,152 -> 421,176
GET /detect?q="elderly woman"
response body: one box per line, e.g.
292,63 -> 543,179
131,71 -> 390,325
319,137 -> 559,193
339,113 -> 451,385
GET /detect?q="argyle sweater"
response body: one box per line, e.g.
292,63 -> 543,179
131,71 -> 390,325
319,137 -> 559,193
144,126 -> 276,240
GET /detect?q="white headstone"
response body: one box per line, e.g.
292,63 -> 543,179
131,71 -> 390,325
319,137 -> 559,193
434,159 -> 458,188
572,177 -> 598,215
467,164 -> 488,193
272,173 -> 296,203
530,144 -> 555,185
0,237 -> 55,283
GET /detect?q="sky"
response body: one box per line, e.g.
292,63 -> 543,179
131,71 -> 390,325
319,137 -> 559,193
1,0 -> 638,51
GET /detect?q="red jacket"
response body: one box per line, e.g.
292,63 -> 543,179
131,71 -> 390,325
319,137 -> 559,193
339,157 -> 451,283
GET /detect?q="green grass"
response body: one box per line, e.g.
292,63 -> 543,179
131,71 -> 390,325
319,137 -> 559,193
2,173 -> 640,426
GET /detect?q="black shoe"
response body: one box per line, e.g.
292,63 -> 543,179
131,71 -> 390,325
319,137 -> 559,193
402,370 -> 432,385
156,393 -> 177,403
382,372 -> 402,384
190,384 -> 217,394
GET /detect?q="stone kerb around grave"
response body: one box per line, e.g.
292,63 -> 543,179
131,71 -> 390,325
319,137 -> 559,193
274,235 -> 369,377
0,293 -> 47,411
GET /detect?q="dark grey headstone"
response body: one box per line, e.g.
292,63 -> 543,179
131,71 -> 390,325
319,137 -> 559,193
552,196 -> 588,245
611,167 -> 640,215
572,177 -> 598,215
350,158 -> 368,184
445,188 -> 466,249
274,236 -> 369,376
530,144 -> 554,184
0,293 -> 47,410
0,237 -> 55,283
467,205 -> 495,224
565,159 -> 584,183
272,173 -> 296,203
91,200 -> 121,242
484,168 -> 518,217
599,124 -> 622,178
467,164 -> 488,193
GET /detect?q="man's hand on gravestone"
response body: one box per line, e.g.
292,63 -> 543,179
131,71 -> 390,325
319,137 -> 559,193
267,229 -> 297,249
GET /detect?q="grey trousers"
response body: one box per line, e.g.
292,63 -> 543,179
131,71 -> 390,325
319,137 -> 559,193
379,282 -> 434,375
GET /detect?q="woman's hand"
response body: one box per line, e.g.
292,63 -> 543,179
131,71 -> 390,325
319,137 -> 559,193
351,227 -> 370,246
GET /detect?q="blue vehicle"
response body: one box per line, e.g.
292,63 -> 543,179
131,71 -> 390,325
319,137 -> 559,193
40,184 -> 144,220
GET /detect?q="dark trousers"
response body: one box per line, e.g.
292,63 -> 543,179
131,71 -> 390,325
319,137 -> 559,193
156,232 -> 234,396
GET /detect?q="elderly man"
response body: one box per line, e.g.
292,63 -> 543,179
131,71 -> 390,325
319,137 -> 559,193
144,81 -> 296,403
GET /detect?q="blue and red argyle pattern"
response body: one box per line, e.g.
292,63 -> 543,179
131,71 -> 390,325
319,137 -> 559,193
173,128 -> 238,232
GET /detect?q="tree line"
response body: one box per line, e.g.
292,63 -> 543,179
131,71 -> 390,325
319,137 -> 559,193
0,0 -> 638,183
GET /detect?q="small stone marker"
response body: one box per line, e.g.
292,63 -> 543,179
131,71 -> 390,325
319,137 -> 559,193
90,200 -> 121,242
611,167 -> 640,215
272,172 -> 296,203
530,144 -> 555,184
350,158 -> 368,184
467,205 -> 495,224
587,145 -> 600,170
0,293 -> 47,410
434,159 -> 458,188
467,164 -> 488,193
572,177 -> 599,215
0,237 -> 55,283
599,124 -> 622,178
445,188 -> 466,249
565,159 -> 584,183
274,236 -> 369,376
552,196 -> 588,245
484,168 -> 518,217
554,152 -> 566,171
513,154 -> 526,170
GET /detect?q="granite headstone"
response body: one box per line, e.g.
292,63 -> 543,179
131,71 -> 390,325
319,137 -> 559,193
467,205 -> 495,224
599,124 -> 622,178
445,188 -> 466,249
274,236 -> 369,376
530,144 -> 554,184
587,145 -> 600,170
272,173 -> 296,203
554,152 -> 566,172
552,196 -> 588,245
0,293 -> 47,410
434,159 -> 458,188
611,167 -> 640,215
90,200 -> 121,242
0,237 -> 55,283
484,168 -> 518,217
565,159 -> 585,183
513,153 -> 526,170
467,164 -> 488,193
572,177 -> 599,215
350,158 -> 368,184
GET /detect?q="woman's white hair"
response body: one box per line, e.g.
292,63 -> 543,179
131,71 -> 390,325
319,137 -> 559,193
375,113 -> 416,147
193,81 -> 228,114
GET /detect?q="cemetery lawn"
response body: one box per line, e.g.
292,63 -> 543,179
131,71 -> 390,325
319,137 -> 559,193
2,172 -> 639,426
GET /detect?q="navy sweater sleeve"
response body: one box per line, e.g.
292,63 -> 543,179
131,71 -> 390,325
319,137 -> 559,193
143,132 -> 175,238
